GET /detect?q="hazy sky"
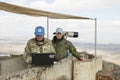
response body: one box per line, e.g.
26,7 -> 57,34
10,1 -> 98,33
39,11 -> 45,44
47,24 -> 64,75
0,0 -> 120,44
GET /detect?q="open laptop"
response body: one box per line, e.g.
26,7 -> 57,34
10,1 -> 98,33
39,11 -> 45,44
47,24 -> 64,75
31,53 -> 55,67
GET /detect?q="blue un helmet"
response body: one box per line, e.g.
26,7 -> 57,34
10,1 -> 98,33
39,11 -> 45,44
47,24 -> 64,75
34,26 -> 45,36
56,28 -> 63,34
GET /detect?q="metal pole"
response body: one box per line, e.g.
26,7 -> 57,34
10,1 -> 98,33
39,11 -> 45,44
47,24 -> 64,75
47,17 -> 49,39
94,18 -> 97,57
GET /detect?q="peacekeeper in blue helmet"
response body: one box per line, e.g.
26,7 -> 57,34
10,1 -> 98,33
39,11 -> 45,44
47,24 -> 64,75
52,28 -> 82,61
23,26 -> 55,64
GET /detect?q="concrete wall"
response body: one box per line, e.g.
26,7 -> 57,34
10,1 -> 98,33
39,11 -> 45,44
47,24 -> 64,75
0,58 -> 72,80
39,59 -> 72,80
0,56 -> 27,75
73,58 -> 102,80
0,67 -> 45,80
0,57 -> 102,80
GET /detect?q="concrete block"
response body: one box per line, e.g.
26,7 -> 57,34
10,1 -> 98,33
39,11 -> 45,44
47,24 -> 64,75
94,58 -> 103,72
73,58 -> 102,80
39,58 -> 72,80
0,67 -> 45,80
0,56 -> 27,75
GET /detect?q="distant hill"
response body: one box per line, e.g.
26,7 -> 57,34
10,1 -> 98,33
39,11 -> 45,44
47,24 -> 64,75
0,39 -> 120,65
72,41 -> 120,65
73,41 -> 120,54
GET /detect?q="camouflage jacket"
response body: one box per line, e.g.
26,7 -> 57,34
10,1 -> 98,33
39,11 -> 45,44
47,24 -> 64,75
23,38 -> 55,63
52,36 -> 81,60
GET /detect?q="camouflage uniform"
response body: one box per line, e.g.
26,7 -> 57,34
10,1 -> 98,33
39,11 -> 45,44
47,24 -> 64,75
52,36 -> 81,60
23,38 -> 55,64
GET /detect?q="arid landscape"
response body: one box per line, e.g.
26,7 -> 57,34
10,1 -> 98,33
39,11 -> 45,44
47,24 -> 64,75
0,39 -> 120,65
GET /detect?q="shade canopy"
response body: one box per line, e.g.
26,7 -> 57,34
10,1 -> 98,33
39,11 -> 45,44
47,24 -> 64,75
0,2 -> 90,19
0,2 -> 97,56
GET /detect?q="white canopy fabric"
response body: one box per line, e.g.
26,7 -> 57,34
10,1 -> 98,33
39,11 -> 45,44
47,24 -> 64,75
0,2 -> 90,19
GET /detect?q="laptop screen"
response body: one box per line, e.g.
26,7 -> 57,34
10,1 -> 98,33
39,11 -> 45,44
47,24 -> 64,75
31,53 -> 55,67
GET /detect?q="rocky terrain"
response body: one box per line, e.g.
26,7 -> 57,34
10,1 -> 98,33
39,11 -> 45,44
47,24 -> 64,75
96,61 -> 120,80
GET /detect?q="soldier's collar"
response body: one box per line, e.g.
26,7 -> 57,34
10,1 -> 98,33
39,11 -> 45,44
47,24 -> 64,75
35,38 -> 45,46
53,36 -> 64,42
